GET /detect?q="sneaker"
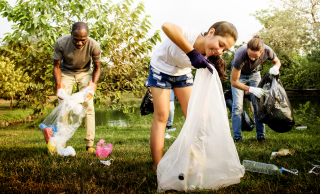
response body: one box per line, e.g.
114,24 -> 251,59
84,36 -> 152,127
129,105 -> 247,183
166,128 -> 176,132
234,138 -> 242,142
257,137 -> 266,142
86,146 -> 96,153
166,125 -> 173,129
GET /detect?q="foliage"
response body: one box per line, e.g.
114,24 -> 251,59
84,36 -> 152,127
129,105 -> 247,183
275,0 -> 320,41
293,101 -> 320,128
252,8 -> 312,55
281,57 -> 320,89
0,55 -> 30,109
0,0 -> 161,113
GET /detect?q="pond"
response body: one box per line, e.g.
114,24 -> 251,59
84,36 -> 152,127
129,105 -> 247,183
95,98 -> 320,127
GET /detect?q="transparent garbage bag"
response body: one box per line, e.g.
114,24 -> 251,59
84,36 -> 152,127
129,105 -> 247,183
255,72 -> 295,133
157,67 -> 245,192
40,87 -> 91,155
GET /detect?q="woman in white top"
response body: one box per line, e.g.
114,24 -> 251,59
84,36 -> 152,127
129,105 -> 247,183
148,21 -> 238,170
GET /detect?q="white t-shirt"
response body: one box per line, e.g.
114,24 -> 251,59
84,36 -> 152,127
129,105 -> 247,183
150,27 -> 201,76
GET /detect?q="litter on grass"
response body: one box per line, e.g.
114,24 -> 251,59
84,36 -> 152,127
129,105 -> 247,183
95,139 -> 113,159
90,159 -> 114,166
308,160 -> 320,175
296,126 -> 307,130
270,149 -> 295,160
281,168 -> 298,175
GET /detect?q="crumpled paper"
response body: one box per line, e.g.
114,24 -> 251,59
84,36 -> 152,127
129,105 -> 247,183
270,149 -> 295,160
90,159 -> 114,166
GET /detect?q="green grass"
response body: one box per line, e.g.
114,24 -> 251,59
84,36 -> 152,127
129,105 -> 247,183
0,110 -> 320,193
0,100 -> 33,123
0,99 -> 55,124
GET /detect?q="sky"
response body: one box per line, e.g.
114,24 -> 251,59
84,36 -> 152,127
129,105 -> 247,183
0,0 -> 272,50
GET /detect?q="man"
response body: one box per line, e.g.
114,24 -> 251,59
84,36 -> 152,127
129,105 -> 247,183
52,22 -> 101,152
230,36 -> 281,142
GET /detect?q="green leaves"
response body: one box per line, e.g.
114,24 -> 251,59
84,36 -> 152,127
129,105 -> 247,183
0,0 -> 161,113
0,55 -> 31,109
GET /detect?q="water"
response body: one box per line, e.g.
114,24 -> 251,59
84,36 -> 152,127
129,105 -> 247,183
95,99 -> 320,127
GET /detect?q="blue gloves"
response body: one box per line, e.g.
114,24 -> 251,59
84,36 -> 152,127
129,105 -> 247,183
186,49 -> 213,74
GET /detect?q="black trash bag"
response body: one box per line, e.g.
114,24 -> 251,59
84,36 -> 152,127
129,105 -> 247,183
140,87 -> 154,115
241,110 -> 255,132
255,72 -> 295,133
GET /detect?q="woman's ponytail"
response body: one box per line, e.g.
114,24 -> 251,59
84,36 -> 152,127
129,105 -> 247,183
207,55 -> 228,80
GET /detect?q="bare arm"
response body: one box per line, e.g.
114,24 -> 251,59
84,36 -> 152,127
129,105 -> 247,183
161,22 -> 193,54
271,56 -> 281,68
53,60 -> 62,84
92,61 -> 101,85
231,67 -> 250,91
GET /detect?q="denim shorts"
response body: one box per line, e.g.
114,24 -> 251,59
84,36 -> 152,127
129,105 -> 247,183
146,66 -> 194,89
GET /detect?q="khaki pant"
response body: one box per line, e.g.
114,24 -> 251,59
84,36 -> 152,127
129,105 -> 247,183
61,71 -> 95,147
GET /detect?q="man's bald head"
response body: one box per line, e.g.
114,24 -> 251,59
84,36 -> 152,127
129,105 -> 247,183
72,22 -> 89,34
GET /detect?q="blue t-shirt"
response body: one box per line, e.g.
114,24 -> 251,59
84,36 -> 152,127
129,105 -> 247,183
231,45 -> 276,75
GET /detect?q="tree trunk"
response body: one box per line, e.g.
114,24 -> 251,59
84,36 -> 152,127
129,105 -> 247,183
10,96 -> 13,110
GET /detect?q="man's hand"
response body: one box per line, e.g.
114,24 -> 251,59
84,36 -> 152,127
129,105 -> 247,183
57,83 -> 66,100
86,81 -> 96,100
269,65 -> 280,75
249,86 -> 265,98
186,48 -> 213,74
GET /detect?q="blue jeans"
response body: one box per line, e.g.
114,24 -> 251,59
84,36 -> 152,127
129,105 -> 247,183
226,99 -> 233,114
231,72 -> 265,140
167,100 -> 175,126
167,89 -> 175,126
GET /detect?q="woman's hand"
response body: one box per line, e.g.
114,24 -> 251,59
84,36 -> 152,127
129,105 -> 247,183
187,49 -> 213,73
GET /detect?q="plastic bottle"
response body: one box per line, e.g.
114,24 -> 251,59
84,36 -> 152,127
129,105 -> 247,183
243,160 -> 282,175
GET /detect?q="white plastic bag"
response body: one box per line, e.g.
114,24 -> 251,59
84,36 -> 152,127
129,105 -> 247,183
40,87 -> 91,155
157,68 -> 245,192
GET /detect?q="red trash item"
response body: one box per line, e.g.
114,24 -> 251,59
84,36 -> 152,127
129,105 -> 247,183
43,127 -> 53,144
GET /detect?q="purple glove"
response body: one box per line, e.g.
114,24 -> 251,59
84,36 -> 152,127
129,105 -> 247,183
186,48 -> 213,74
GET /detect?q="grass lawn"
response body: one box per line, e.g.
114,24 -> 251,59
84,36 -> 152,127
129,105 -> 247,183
0,99 -> 33,123
0,98 -> 56,126
1,108 -> 320,194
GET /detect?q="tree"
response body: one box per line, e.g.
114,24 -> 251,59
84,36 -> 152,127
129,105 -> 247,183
0,0 -> 161,113
276,0 -> 320,39
0,55 -> 30,109
252,8 -> 311,67
252,0 -> 320,89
